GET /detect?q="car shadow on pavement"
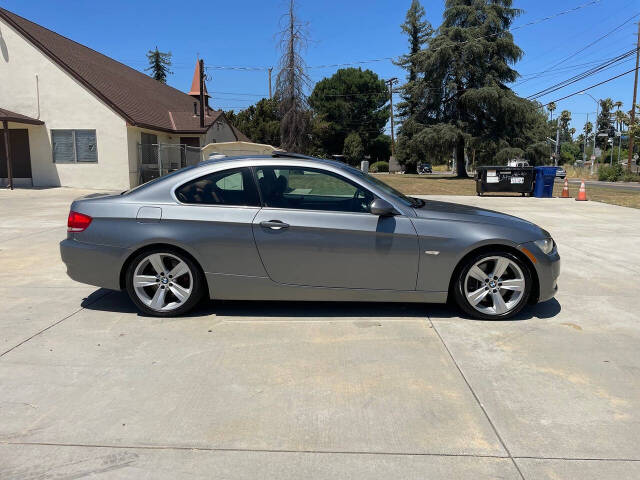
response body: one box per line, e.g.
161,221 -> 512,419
81,289 -> 561,321
426,298 -> 562,321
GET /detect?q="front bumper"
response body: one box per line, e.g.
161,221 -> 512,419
519,242 -> 560,303
60,238 -> 127,290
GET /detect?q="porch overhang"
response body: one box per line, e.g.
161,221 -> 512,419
0,107 -> 45,126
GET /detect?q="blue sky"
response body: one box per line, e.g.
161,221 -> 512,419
2,0 -> 638,132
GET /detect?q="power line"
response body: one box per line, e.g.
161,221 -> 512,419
203,1 -> 603,73
517,12 -> 640,87
517,47 -> 637,79
211,91 -> 267,97
543,67 -> 637,105
527,48 -> 638,99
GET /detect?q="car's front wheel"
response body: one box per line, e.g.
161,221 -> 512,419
125,248 -> 204,316
454,251 -> 532,320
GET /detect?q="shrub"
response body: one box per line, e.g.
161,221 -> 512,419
369,161 -> 389,173
622,172 -> 640,182
598,164 -> 624,182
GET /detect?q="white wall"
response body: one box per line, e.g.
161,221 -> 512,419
205,118 -> 237,144
0,18 -> 129,190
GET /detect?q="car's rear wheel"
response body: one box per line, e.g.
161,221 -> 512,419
454,251 -> 532,320
125,248 -> 204,317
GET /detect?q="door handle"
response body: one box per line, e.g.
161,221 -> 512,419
260,220 -> 289,230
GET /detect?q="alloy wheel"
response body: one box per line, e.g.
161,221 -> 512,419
463,255 -> 526,316
132,253 -> 193,312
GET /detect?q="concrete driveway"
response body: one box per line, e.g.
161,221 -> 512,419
1,188 -> 639,479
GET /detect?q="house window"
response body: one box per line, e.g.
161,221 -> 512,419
52,130 -> 98,163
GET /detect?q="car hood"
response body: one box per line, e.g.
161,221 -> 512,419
412,199 -> 549,238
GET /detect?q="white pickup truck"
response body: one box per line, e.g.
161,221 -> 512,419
507,159 -> 566,178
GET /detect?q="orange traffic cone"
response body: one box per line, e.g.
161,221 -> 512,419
575,179 -> 588,201
560,178 -> 571,198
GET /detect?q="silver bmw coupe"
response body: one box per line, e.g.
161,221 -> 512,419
60,153 -> 560,320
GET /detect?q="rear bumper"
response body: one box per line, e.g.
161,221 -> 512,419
60,238 -> 127,290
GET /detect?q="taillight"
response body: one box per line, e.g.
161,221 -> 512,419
67,211 -> 92,232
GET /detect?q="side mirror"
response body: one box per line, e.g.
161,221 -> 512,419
369,198 -> 397,216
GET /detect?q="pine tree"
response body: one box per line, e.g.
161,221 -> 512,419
145,47 -> 173,83
394,0 -> 433,172
395,0 -> 432,118
405,0 -> 533,176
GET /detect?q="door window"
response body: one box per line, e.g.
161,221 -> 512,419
255,166 -> 374,213
175,167 -> 260,206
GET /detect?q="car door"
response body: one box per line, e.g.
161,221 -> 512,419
252,166 -> 419,291
170,166 -> 265,277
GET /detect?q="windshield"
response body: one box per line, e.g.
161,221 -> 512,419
346,167 -> 424,208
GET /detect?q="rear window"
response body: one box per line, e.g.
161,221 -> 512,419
175,167 -> 260,206
122,166 -> 196,195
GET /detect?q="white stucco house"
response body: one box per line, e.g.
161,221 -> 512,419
0,7 -> 250,190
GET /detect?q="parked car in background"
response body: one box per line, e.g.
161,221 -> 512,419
555,167 -> 567,179
60,153 -> 560,321
417,162 -> 432,174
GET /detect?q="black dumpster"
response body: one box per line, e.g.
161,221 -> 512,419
475,166 -> 535,196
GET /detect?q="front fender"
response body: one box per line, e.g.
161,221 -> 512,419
412,218 -> 526,292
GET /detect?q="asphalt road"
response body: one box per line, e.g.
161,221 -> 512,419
555,178 -> 640,191
1,188 -> 639,479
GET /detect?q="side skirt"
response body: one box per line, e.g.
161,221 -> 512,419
205,273 -> 447,303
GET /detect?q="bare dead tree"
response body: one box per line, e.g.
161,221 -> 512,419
275,0 -> 311,152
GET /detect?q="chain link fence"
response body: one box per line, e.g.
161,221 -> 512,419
136,144 -> 202,185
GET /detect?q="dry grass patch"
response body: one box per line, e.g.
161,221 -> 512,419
372,173 -> 640,209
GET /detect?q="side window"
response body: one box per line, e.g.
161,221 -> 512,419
175,168 -> 260,206
255,166 -> 374,213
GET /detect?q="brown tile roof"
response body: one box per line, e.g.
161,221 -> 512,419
230,125 -> 251,142
0,8 -> 246,138
0,107 -> 44,125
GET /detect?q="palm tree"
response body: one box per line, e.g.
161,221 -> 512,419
547,102 -> 556,122
615,109 -> 627,132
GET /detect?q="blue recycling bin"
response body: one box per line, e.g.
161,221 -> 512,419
533,166 -> 558,198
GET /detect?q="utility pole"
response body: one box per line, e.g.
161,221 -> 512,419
386,77 -> 398,156
583,113 -> 588,163
628,21 -> 640,171
268,67 -> 273,99
618,130 -> 622,164
554,115 -> 560,166
199,58 -> 205,129
592,106 -> 598,175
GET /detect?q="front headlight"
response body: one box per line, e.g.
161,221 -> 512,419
534,238 -> 555,255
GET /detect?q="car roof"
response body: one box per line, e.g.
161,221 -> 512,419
199,152 -> 350,170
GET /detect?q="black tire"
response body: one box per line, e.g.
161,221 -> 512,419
125,247 -> 205,317
453,250 -> 532,320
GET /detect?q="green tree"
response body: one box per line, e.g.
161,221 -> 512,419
558,110 -> 573,143
225,98 -> 281,146
369,134 -> 392,162
145,47 -> 172,83
343,132 -> 365,164
560,142 -> 580,164
596,98 -> 614,148
394,0 -> 433,172
309,68 -> 388,157
401,0 -> 529,177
